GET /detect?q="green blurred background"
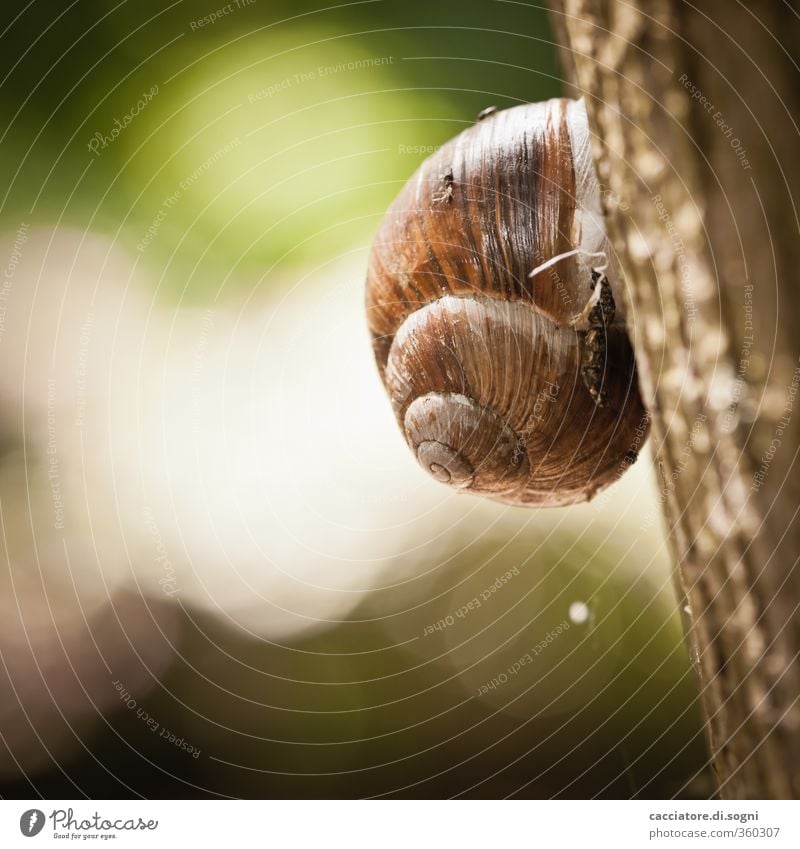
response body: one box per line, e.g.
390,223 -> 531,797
2,0 -> 566,301
0,0 -> 710,799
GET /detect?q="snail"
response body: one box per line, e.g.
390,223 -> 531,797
365,99 -> 648,506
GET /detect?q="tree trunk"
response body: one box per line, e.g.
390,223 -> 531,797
548,0 -> 800,798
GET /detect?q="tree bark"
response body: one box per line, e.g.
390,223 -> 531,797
548,0 -> 800,798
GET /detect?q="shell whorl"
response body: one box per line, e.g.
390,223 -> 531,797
387,296 -> 552,500
366,99 -> 648,506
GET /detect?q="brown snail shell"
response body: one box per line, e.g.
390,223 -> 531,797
365,99 -> 648,506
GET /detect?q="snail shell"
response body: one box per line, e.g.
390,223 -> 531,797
366,99 -> 648,506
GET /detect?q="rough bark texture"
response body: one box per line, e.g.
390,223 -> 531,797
548,1 -> 800,798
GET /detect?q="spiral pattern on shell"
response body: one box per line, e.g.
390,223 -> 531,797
366,99 -> 648,506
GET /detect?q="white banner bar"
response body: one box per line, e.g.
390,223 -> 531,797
2,800 -> 799,848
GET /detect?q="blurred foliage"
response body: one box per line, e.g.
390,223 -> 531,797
0,0 -> 559,301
